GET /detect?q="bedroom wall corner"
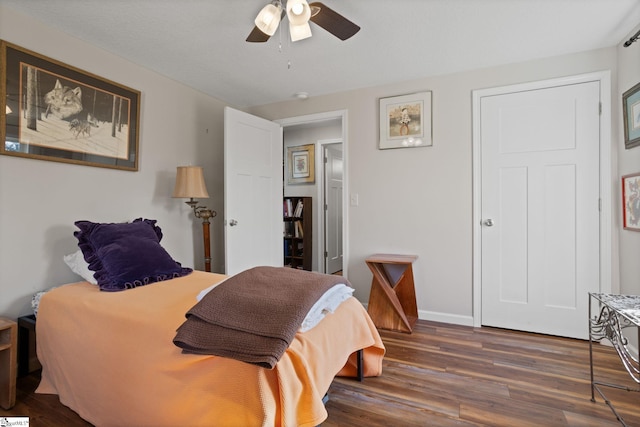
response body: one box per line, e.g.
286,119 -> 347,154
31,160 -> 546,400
610,23 -> 640,356
0,5 -> 228,319
617,26 -> 640,306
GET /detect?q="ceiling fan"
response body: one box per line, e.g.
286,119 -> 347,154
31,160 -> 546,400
246,0 -> 360,43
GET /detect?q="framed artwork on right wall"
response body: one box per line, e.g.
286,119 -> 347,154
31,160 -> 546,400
622,81 -> 640,149
622,172 -> 640,231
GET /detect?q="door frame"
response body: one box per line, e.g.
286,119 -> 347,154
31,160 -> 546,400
471,71 -> 612,328
276,110 -> 349,276
317,138 -> 343,274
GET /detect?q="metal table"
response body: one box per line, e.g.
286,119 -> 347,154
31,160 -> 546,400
589,292 -> 640,426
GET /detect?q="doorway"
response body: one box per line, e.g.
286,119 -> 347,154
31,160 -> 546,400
471,72 -> 612,339
320,140 -> 343,274
278,110 -> 348,275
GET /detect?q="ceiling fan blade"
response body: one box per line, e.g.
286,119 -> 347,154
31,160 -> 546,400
309,2 -> 360,41
246,26 -> 271,43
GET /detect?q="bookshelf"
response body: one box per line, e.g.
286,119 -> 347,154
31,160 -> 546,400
283,197 -> 312,270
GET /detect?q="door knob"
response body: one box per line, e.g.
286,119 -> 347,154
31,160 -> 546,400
483,219 -> 494,227
229,219 -> 238,226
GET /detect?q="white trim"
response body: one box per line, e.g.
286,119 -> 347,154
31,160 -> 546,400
359,303 -> 475,327
418,310 -> 475,327
471,71 -> 613,328
276,110 -> 349,277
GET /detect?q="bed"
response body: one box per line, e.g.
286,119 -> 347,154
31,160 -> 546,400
35,269 -> 385,426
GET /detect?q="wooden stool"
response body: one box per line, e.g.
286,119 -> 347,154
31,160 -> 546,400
0,317 -> 17,409
365,254 -> 418,333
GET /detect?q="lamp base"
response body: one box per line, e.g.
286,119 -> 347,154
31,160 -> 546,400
201,220 -> 211,273
185,198 -> 217,273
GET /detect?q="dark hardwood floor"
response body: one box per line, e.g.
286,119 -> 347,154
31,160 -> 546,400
3,320 -> 639,426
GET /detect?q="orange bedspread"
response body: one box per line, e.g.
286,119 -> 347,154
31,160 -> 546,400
35,271 -> 385,426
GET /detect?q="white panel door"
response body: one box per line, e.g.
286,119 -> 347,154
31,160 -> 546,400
324,144 -> 343,274
480,81 -> 601,339
224,107 -> 283,275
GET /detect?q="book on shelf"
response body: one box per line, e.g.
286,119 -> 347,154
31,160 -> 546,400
284,241 -> 291,256
282,196 -> 311,271
293,199 -> 303,217
284,222 -> 295,237
284,199 -> 294,217
283,197 -> 305,218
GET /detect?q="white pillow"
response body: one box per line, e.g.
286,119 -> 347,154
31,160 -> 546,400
196,277 -> 229,302
299,284 -> 354,332
63,250 -> 98,284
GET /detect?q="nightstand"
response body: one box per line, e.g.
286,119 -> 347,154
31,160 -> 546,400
0,316 -> 17,409
18,314 -> 40,377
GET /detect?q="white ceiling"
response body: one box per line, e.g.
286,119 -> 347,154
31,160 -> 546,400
2,0 -> 640,108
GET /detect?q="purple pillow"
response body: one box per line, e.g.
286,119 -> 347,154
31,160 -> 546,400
74,218 -> 192,292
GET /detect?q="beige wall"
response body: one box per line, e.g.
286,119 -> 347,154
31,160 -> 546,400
617,26 -> 640,298
0,6 -> 228,319
249,48 -> 620,325
283,122 -> 342,272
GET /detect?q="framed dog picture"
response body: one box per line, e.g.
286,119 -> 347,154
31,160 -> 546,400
1,40 -> 140,171
379,91 -> 432,149
622,172 -> 640,231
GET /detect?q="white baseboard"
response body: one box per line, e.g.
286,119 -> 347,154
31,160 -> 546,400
417,309 -> 475,327
360,302 -> 474,327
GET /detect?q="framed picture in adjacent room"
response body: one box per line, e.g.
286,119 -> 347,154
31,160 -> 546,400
287,143 -> 315,184
1,40 -> 141,171
622,172 -> 640,231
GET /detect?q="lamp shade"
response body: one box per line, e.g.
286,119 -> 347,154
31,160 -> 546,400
173,166 -> 209,199
255,1 -> 282,36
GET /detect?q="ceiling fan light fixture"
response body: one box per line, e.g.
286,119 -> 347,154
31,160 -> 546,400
289,21 -> 312,41
255,1 -> 283,36
246,0 -> 359,43
290,3 -> 304,16
286,0 -> 311,25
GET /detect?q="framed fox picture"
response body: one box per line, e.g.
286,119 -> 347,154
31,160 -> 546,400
0,40 -> 140,171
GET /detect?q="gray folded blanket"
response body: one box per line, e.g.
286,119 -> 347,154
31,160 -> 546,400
173,266 -> 348,368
